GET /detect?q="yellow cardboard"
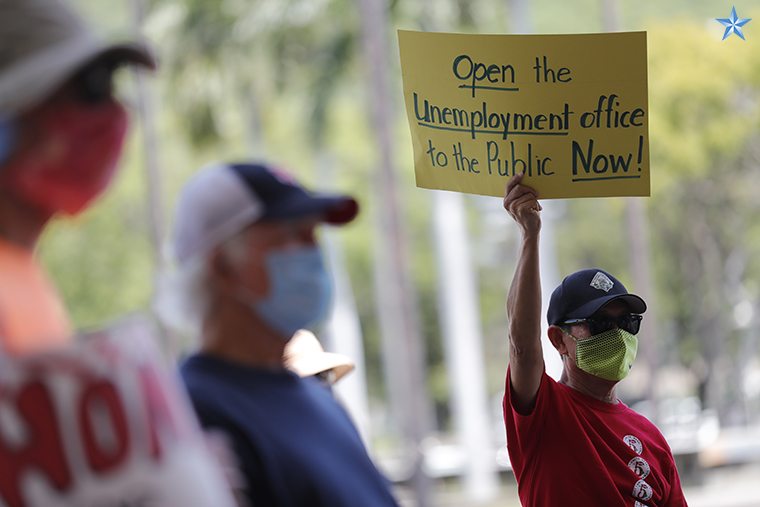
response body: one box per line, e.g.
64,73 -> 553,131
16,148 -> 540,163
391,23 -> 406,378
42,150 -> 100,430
398,30 -> 650,199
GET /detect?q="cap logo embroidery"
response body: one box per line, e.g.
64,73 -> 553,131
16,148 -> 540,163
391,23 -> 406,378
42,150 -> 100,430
590,272 -> 614,292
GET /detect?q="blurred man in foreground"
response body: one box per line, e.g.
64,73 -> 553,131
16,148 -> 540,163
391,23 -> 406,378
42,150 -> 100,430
0,0 -> 154,353
502,173 -> 687,506
169,162 -> 400,507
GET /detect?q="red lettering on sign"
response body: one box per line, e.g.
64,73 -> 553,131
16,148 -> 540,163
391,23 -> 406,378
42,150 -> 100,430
79,380 -> 129,473
139,366 -> 183,461
0,381 -> 71,507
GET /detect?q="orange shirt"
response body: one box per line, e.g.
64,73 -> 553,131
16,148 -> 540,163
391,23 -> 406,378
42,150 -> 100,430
0,238 -> 71,354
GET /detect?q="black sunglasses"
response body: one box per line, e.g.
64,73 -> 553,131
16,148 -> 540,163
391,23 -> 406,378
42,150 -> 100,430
561,314 -> 643,335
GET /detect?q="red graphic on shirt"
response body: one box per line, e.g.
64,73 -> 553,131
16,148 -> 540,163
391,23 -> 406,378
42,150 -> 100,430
0,358 -> 187,506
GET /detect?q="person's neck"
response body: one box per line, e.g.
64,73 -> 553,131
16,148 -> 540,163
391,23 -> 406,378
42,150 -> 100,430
0,192 -> 52,250
559,365 -> 619,404
201,299 -> 288,370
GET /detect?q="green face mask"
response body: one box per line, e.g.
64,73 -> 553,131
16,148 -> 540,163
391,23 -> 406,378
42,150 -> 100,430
568,328 -> 638,381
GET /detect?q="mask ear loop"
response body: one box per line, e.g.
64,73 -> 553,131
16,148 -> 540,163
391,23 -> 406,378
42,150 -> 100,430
0,117 -> 16,167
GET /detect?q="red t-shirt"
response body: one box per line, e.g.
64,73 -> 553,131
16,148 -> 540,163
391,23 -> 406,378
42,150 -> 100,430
503,369 -> 688,506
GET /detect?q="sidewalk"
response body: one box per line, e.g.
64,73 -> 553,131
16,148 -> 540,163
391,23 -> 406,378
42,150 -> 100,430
684,463 -> 760,507
394,463 -> 760,506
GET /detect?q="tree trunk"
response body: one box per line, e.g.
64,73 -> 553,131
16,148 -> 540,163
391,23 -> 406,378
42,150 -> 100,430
316,151 -> 373,447
357,0 -> 434,504
130,0 -> 164,267
418,0 -> 500,500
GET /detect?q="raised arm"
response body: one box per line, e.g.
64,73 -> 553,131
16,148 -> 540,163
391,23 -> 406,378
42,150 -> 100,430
503,173 -> 544,413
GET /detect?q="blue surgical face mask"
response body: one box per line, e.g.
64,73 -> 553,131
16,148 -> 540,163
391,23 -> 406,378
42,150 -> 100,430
251,246 -> 333,338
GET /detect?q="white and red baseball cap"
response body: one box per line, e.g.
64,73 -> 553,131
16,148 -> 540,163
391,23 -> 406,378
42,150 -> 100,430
172,162 -> 359,265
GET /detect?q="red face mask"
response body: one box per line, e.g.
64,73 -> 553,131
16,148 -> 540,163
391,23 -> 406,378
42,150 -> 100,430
1,98 -> 128,216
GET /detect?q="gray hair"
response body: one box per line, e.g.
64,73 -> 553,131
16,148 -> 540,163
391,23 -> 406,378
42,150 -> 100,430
153,232 -> 250,341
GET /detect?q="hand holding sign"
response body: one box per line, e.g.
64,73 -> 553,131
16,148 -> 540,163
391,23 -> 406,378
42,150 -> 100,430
399,30 -> 650,199
504,173 -> 542,237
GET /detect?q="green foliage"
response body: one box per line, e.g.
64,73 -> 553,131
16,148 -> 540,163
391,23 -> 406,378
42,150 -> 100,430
649,22 -> 759,188
39,138 -> 154,330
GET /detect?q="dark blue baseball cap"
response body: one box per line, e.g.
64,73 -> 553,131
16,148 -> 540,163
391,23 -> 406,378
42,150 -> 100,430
172,162 -> 359,264
547,268 -> 647,326
229,162 -> 358,224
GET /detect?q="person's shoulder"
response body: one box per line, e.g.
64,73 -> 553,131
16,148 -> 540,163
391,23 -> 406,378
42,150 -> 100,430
622,404 -> 670,441
505,367 -> 561,417
180,353 -> 248,383
179,353 -> 234,401
622,404 -> 656,424
180,360 -> 244,433
179,353 -> 211,382
179,352 -> 212,372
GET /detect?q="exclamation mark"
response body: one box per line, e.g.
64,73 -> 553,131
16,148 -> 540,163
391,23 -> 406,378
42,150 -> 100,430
637,135 -> 643,172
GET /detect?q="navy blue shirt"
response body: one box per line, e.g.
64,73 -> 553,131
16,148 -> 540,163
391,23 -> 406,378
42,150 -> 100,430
181,354 -> 400,507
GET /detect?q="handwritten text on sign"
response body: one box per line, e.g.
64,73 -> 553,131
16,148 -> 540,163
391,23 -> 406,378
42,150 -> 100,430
398,30 -> 650,199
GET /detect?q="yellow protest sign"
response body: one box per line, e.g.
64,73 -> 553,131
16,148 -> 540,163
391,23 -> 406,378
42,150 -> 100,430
398,30 -> 650,199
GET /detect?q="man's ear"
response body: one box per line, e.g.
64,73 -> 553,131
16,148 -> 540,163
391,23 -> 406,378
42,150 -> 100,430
208,246 -> 237,293
548,325 -> 569,355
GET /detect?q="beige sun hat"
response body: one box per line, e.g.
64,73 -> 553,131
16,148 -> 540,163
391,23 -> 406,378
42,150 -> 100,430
284,330 -> 355,384
0,0 -> 155,117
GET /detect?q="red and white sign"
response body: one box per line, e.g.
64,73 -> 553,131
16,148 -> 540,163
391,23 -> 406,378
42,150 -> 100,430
0,318 -> 236,507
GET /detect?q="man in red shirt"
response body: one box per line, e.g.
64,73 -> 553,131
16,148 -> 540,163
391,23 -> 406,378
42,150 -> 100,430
502,173 -> 688,506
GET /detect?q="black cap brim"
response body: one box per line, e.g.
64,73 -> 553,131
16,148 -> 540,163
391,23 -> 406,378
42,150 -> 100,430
93,42 -> 157,71
564,293 -> 647,321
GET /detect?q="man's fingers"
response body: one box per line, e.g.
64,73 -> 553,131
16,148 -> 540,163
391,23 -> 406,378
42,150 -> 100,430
507,185 -> 538,202
504,184 -> 538,210
505,172 -> 524,196
509,192 -> 540,213
505,173 -> 539,199
504,174 -> 542,221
